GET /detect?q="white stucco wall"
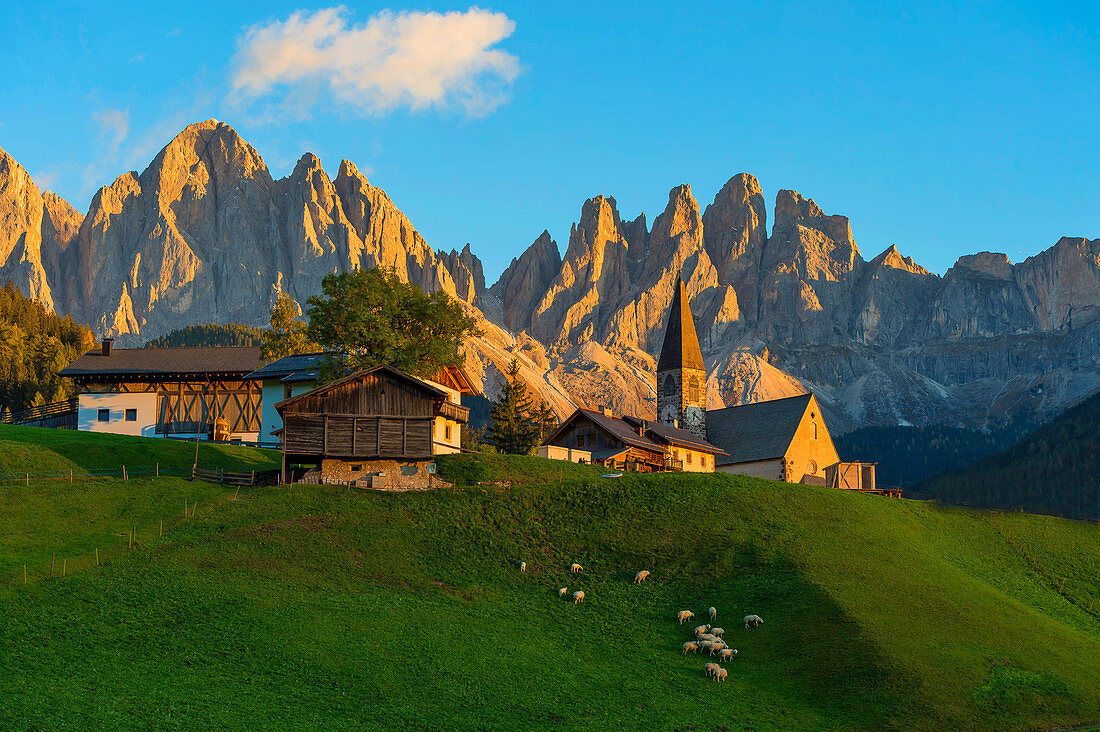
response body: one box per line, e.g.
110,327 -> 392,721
260,379 -> 315,446
77,393 -> 157,437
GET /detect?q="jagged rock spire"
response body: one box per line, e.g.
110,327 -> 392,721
656,273 -> 705,372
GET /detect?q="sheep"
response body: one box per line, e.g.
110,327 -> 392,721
519,561 -> 527,573
703,662 -> 720,677
677,610 -> 695,624
693,624 -> 711,636
718,648 -> 738,662
572,590 -> 585,604
558,587 -> 568,598
633,570 -> 650,584
709,641 -> 727,656
743,614 -> 764,629
696,633 -> 717,643
709,606 -> 717,621
570,563 -> 584,573
681,641 -> 699,655
711,627 -> 725,638
713,667 -> 728,682
699,640 -> 714,654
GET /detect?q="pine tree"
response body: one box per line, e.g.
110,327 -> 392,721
532,399 -> 559,444
486,359 -> 540,455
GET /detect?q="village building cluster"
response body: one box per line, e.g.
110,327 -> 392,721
54,273 -> 877,492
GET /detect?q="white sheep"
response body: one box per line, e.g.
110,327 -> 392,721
570,563 -> 583,573
699,640 -> 714,654
713,667 -> 728,682
703,662 -> 720,677
744,614 -> 764,629
696,633 -> 717,643
681,641 -> 699,655
558,587 -> 568,598
709,641 -> 727,656
519,561 -> 527,573
693,624 -> 711,635
677,610 -> 695,624
633,570 -> 650,584
711,627 -> 725,638
718,648 -> 738,662
572,590 -> 585,604
709,606 -> 717,621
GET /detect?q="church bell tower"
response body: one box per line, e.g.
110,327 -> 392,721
656,275 -> 707,438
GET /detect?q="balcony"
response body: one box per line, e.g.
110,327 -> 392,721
437,400 -> 470,423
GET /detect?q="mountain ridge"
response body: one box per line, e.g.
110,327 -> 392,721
1,119 -> 1098,433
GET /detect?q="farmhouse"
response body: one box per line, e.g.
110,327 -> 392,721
243,352 -> 326,444
276,365 -> 472,488
542,407 -> 726,472
58,340 -> 264,440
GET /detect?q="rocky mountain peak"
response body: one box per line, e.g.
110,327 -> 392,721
702,173 -> 767,297
485,229 -> 561,332
953,251 -> 1014,280
871,244 -> 933,276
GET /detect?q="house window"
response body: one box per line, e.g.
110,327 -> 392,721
576,434 -> 584,448
445,423 -> 452,440
97,409 -> 110,422
702,455 -> 707,468
687,452 -> 693,465
125,409 -> 137,421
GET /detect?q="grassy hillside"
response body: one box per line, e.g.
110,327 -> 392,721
835,423 -> 1029,488
0,423 -> 279,476
921,390 -> 1100,519
1,448 -> 1097,730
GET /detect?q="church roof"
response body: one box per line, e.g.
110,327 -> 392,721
706,393 -> 815,465
656,275 -> 705,372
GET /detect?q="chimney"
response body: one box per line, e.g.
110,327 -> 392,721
101,338 -> 114,357
638,419 -> 646,437
602,406 -> 613,418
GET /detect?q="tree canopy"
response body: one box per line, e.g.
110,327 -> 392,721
306,267 -> 479,381
261,291 -> 318,363
147,323 -> 263,348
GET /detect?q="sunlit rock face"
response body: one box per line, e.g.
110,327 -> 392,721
2,122 -> 1098,433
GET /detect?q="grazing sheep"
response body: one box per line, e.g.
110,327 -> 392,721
699,640 -> 714,654
709,606 -> 717,621
743,614 -> 764,629
718,648 -> 738,662
711,627 -> 725,638
633,570 -> 650,584
558,587 -> 568,598
677,610 -> 695,624
693,624 -> 711,635
519,561 -> 527,573
696,633 -> 717,643
570,563 -> 584,573
681,641 -> 699,655
572,590 -> 585,604
709,642 -> 727,656
713,667 -> 728,682
703,662 -> 720,677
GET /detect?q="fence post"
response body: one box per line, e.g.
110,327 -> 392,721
122,465 -> 127,480
62,558 -> 66,577
70,469 -> 73,483
50,554 -> 54,578
95,548 -> 99,566
24,564 -> 27,583
156,463 -> 159,478
26,472 -> 29,486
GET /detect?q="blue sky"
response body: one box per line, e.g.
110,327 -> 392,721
2,1 -> 1097,281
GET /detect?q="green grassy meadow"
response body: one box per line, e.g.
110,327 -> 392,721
0,440 -> 1098,730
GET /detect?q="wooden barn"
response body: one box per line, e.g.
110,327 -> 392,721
276,365 -> 470,488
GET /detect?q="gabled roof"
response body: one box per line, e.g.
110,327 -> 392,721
705,393 -> 815,465
59,347 -> 264,378
274,365 -> 447,413
243,352 -> 326,384
622,416 -> 726,454
656,275 -> 705,372
430,365 -> 478,395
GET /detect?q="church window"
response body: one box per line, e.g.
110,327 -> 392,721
812,422 -> 818,440
808,460 -> 818,474
662,375 -> 676,397
688,377 -> 700,402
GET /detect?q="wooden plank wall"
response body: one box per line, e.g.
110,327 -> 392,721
283,373 -> 436,418
283,414 -> 433,458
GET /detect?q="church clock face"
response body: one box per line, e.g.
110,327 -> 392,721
658,401 -> 680,424
683,405 -> 705,432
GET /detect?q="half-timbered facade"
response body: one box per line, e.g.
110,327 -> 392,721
58,341 -> 264,439
276,365 -> 471,487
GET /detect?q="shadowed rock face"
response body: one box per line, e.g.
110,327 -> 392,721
2,123 -> 1098,433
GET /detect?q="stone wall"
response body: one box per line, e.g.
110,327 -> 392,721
319,458 -> 448,491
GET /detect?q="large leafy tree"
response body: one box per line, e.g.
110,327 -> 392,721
261,291 -> 318,362
486,359 -> 541,455
306,267 -> 480,382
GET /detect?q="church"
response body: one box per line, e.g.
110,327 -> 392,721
544,275 -> 877,489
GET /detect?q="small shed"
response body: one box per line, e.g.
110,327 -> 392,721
276,365 -> 470,489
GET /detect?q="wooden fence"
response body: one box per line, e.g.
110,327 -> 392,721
2,397 -> 79,429
191,466 -> 281,487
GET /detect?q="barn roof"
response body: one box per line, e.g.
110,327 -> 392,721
656,275 -> 705,372
705,393 -> 815,465
243,352 -> 326,384
274,365 -> 446,413
59,347 -> 264,379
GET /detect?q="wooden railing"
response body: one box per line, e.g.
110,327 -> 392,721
2,398 -> 78,426
191,466 -> 281,486
437,400 -> 470,423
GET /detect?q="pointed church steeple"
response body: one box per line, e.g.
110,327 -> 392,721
656,274 -> 707,438
657,276 -> 705,372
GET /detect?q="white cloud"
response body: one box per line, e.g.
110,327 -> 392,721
92,108 -> 130,157
229,6 -> 520,118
